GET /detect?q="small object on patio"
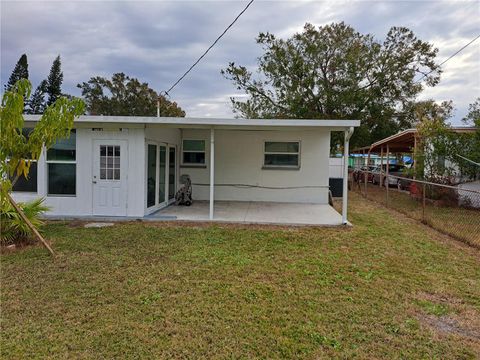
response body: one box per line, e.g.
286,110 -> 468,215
84,222 -> 115,228
175,174 -> 193,206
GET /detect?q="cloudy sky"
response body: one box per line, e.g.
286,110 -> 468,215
1,0 -> 479,124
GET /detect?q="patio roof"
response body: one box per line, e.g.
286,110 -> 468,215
24,115 -> 360,131
353,127 -> 477,154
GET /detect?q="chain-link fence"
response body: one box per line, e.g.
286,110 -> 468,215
350,169 -> 480,248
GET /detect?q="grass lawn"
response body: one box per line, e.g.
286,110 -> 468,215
1,193 -> 479,359
354,183 -> 480,248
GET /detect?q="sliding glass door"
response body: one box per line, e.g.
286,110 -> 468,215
168,146 -> 176,202
147,144 -> 157,208
146,143 -> 175,210
159,146 -> 166,204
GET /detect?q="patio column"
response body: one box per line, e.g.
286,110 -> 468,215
342,127 -> 354,225
209,127 -> 215,220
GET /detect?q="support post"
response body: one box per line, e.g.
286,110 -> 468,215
386,144 -> 390,206
342,127 -> 354,225
209,127 -> 215,220
413,135 -> 417,179
422,182 -> 426,223
380,146 -> 384,187
365,149 -> 371,196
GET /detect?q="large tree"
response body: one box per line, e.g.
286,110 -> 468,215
222,22 -> 441,149
4,54 -> 29,92
414,100 -> 479,183
45,55 -> 64,106
77,73 -> 186,117
462,97 -> 480,126
26,80 -> 47,114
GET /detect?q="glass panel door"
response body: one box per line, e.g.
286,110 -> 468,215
147,144 -> 157,208
159,146 -> 166,204
168,147 -> 176,200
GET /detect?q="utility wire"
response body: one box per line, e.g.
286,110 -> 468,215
163,0 -> 255,96
415,33 -> 480,83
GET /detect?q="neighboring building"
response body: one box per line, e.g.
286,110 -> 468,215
12,116 -> 359,225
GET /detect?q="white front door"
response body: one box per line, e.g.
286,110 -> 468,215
92,140 -> 128,216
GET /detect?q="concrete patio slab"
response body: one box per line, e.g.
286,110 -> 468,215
148,201 -> 345,226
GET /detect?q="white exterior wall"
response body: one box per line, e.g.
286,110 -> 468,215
11,125 -> 333,216
180,129 -> 331,204
329,157 -> 344,178
11,127 -> 146,217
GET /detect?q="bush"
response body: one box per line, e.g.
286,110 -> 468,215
1,198 -> 49,246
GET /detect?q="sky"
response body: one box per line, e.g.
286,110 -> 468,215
1,0 -> 479,124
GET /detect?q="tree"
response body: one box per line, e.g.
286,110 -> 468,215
4,54 -> 29,92
414,100 -> 479,183
0,79 -> 84,254
26,80 -> 47,114
462,98 -> 480,126
77,73 -> 186,117
222,22 -> 441,149
45,55 -> 64,106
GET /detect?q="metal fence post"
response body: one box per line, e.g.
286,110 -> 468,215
422,182 -> 426,223
385,145 -> 390,207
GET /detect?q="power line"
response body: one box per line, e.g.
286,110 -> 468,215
163,0 -> 255,96
415,33 -> 480,83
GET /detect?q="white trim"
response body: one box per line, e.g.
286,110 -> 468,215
24,115 -> 360,130
209,128 -> 214,220
342,127 -> 354,224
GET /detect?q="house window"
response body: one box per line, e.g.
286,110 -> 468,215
46,130 -> 76,195
12,162 -> 38,192
182,139 -> 205,165
263,141 -> 300,168
10,128 -> 37,192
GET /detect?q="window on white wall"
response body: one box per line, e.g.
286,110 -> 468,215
10,128 -> 38,192
263,141 -> 300,168
46,130 -> 76,195
182,139 -> 205,165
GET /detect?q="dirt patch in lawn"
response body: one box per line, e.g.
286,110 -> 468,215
414,292 -> 480,354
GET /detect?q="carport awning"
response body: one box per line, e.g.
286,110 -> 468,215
369,129 -> 417,153
354,127 -> 478,154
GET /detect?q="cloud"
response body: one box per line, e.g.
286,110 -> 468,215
1,0 -> 479,124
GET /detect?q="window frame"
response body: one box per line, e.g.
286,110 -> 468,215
46,130 -> 77,197
262,140 -> 301,170
181,139 -> 206,167
9,128 -> 38,193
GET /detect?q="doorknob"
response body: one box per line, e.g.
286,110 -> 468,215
92,181 -> 97,184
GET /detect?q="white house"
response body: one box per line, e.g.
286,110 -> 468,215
12,116 -> 359,225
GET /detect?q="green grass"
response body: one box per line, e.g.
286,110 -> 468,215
1,193 -> 479,359
355,183 -> 480,248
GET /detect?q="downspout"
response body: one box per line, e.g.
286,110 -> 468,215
342,127 -> 354,225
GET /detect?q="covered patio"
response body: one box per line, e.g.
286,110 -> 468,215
148,200 -> 344,226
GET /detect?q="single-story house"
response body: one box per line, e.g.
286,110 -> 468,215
12,116 -> 359,225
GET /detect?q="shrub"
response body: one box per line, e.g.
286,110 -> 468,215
1,198 -> 49,246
